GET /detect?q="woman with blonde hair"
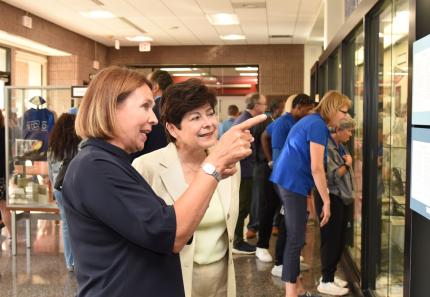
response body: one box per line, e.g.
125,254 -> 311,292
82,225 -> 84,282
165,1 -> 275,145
271,90 -> 352,297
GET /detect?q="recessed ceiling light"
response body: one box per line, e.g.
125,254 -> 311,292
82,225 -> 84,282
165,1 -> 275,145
160,68 -> 192,71
79,10 -> 115,19
207,13 -> 240,25
220,34 -> 246,40
235,67 -> 258,71
239,73 -> 258,76
126,35 -> 153,42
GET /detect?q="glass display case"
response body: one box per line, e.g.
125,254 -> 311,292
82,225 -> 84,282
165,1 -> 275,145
4,86 -> 72,210
375,0 -> 408,296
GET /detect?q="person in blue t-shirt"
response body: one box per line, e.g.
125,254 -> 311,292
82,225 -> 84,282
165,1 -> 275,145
271,90 -> 352,297
218,104 -> 239,138
261,93 -> 315,278
262,94 -> 315,166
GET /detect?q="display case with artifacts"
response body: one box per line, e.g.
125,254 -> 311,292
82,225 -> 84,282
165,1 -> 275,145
4,86 -> 72,209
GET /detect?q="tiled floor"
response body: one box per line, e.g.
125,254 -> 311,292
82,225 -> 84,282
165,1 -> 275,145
0,217 -> 358,297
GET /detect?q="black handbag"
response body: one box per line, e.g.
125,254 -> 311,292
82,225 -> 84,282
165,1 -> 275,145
54,157 -> 72,191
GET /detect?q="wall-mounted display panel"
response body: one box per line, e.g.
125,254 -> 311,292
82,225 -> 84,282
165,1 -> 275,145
412,34 -> 430,126
410,127 -> 430,220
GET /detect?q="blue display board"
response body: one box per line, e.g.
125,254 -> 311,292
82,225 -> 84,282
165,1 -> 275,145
412,34 -> 430,125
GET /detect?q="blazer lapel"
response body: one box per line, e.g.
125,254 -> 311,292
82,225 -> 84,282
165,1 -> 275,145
159,143 -> 188,203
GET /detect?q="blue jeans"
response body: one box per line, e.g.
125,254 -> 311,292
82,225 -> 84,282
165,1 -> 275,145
276,185 -> 307,283
54,190 -> 74,269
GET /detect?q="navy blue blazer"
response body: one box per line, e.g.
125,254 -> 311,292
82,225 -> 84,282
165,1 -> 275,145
62,138 -> 184,297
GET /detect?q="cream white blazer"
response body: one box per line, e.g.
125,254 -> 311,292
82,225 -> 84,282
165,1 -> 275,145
132,142 -> 240,297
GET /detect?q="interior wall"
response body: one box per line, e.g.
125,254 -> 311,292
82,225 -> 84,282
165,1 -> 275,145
108,44 -> 304,96
304,44 -> 323,95
0,1 -> 108,85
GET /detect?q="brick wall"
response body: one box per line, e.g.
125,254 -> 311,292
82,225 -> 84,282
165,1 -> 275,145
108,44 -> 304,96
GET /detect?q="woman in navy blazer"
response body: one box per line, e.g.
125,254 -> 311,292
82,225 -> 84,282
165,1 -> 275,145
61,66 -> 266,297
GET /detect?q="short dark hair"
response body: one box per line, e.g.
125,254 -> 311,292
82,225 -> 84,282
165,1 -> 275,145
227,105 -> 239,116
291,93 -> 314,109
269,99 -> 284,113
161,79 -> 217,142
150,70 -> 173,92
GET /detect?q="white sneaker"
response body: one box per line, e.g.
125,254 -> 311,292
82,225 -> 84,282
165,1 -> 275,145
271,265 -> 282,277
317,282 -> 349,296
319,276 -> 348,288
255,247 -> 273,262
334,276 -> 348,288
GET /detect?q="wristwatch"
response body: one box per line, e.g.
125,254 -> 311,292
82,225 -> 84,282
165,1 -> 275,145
201,162 -> 222,182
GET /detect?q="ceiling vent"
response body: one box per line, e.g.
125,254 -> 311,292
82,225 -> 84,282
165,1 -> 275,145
269,35 -> 293,38
119,17 -> 147,34
232,2 -> 266,9
91,0 -> 105,6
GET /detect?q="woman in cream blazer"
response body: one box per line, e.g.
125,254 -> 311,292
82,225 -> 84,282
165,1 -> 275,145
133,79 -> 240,297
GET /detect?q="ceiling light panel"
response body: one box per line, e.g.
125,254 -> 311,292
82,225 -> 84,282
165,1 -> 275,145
220,34 -> 246,40
207,13 -> 240,25
126,35 -> 153,42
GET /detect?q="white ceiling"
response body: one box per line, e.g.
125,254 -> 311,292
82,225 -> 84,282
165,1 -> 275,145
3,0 -> 324,46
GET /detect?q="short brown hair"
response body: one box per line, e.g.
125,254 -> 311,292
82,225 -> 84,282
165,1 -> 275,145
161,79 -> 217,142
75,66 -> 151,139
313,90 -> 352,123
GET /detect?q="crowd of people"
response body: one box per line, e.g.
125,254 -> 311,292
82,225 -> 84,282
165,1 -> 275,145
1,66 -> 357,297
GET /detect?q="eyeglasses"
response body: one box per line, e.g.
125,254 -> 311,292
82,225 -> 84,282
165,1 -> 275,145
338,109 -> 349,115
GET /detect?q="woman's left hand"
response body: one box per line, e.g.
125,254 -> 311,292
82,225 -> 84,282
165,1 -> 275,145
320,202 -> 331,227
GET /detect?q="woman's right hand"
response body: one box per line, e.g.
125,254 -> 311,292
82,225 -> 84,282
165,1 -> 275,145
205,114 -> 267,179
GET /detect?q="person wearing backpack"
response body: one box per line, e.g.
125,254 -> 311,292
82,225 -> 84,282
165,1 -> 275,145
48,112 -> 81,272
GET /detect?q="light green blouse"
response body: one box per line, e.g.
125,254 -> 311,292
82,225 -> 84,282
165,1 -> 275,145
193,189 -> 228,265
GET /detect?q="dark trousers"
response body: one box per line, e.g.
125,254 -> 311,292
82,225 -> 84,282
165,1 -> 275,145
314,191 -> 351,282
254,162 -> 281,248
247,167 -> 261,231
274,213 -> 286,265
234,177 -> 253,246
277,186 -> 307,283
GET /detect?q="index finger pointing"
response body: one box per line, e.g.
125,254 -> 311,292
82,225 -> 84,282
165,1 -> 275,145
232,114 -> 267,131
